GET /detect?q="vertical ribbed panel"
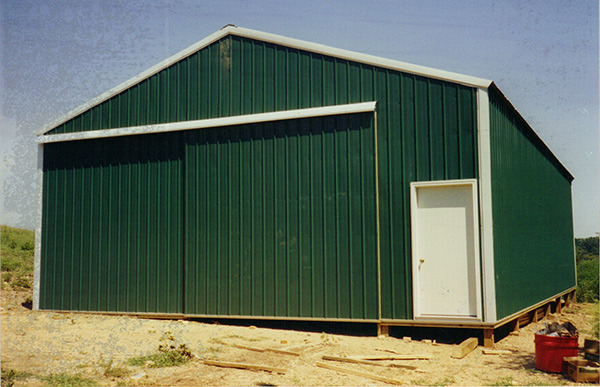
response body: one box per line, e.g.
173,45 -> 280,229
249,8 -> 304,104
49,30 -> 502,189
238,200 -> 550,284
185,113 -> 378,319
489,89 -> 575,320
375,72 -> 478,319
40,134 -> 184,313
42,35 -> 479,320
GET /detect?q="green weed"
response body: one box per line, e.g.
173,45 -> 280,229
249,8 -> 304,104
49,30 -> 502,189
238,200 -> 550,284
2,369 -> 35,386
99,357 -> 130,378
128,331 -> 192,368
40,373 -> 97,386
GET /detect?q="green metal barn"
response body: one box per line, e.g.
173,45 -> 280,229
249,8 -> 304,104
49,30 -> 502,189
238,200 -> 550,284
34,25 -> 576,344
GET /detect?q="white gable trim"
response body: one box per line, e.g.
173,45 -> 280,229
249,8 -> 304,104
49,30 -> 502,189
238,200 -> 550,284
230,27 -> 492,89
37,102 -> 377,144
37,25 -> 491,136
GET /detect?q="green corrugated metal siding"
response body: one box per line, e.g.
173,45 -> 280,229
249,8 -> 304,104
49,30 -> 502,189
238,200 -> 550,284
40,133 -> 185,313
185,113 -> 378,319
489,88 -> 575,320
41,35 -> 479,320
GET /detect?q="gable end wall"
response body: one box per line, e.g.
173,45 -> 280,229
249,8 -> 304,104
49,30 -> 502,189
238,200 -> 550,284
41,35 -> 479,320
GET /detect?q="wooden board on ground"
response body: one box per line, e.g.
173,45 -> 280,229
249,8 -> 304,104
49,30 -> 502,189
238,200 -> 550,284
355,355 -> 431,361
316,362 -> 404,385
203,360 -> 287,374
482,349 -> 512,355
232,343 -> 300,356
322,355 -> 417,370
283,343 -> 315,352
264,347 -> 300,356
232,343 -> 265,352
452,337 -> 478,359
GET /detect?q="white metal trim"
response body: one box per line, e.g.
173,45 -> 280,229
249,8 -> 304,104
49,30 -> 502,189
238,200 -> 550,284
409,179 -> 478,188
228,27 -> 492,89
33,143 -> 43,310
476,88 -> 497,322
373,111 -> 382,321
410,178 -> 483,321
37,102 -> 377,144
37,25 -> 492,136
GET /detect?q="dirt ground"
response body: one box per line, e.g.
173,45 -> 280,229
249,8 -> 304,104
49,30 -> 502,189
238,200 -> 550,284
1,288 -> 598,386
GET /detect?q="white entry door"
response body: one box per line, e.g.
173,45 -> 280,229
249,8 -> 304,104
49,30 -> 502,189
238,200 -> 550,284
410,179 -> 482,319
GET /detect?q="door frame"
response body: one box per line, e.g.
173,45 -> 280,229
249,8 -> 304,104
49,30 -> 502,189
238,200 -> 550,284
410,179 -> 482,321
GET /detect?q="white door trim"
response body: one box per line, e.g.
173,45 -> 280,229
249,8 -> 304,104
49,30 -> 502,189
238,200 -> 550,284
410,179 -> 483,321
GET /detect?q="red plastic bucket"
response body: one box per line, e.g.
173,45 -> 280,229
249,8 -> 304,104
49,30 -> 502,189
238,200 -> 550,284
535,333 -> 579,373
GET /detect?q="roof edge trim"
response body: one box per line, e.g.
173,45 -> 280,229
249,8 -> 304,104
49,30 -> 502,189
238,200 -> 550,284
229,27 -> 492,89
37,25 -> 491,135
37,101 -> 377,144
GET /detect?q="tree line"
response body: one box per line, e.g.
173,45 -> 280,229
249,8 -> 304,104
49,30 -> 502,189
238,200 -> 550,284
576,236 -> 599,303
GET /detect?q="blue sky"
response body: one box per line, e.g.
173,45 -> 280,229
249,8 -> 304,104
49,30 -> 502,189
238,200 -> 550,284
1,0 -> 598,237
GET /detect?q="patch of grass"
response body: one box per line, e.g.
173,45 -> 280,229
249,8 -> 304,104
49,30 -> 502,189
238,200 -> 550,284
39,373 -> 97,386
128,349 -> 191,368
0,225 -> 34,289
2,369 -> 35,386
1,369 -> 15,387
128,331 -> 193,368
490,376 -> 513,386
99,357 -> 130,378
